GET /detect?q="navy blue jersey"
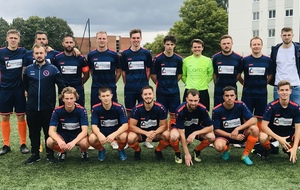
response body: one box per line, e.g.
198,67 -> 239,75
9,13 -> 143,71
0,47 -> 26,89
22,50 -> 59,67
91,102 -> 127,134
23,61 -> 65,111
263,99 -> 300,136
212,51 -> 242,97
151,52 -> 183,95
87,49 -> 120,88
53,53 -> 88,87
242,54 -> 273,98
212,101 -> 254,133
174,102 -> 212,130
130,101 -> 167,131
121,48 -> 152,91
50,104 -> 88,135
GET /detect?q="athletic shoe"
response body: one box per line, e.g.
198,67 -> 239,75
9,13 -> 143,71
81,151 -> 89,161
233,144 -> 242,148
20,144 -> 30,154
118,149 -> 127,161
98,148 -> 106,161
110,141 -> 118,150
57,152 -> 66,162
88,146 -> 95,150
0,145 -> 11,156
24,153 -> 40,164
262,148 -> 272,159
124,143 -> 128,149
193,150 -> 201,162
175,152 -> 182,164
282,148 -> 291,157
143,142 -> 154,149
154,150 -> 164,161
241,155 -> 253,166
222,150 -> 230,161
134,149 -> 141,160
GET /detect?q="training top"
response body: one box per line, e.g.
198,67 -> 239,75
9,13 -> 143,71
212,101 -> 253,133
23,61 -> 65,111
23,50 -> 59,67
121,47 -> 152,92
263,99 -> 300,136
50,104 -> 88,135
53,52 -> 89,87
87,49 -> 120,89
242,54 -> 273,98
130,101 -> 167,131
0,47 -> 26,89
182,55 -> 213,90
91,102 -> 127,134
212,51 -> 242,97
151,52 -> 183,95
174,102 -> 212,130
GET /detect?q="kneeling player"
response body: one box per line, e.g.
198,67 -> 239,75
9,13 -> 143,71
47,87 -> 89,162
88,87 -> 128,161
260,80 -> 300,163
213,86 -> 259,166
128,86 -> 169,161
170,89 -> 215,166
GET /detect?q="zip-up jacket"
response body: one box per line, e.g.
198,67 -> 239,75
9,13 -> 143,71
270,42 -> 300,85
23,61 -> 65,111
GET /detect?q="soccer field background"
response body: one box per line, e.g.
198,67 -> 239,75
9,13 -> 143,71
1,78 -> 299,190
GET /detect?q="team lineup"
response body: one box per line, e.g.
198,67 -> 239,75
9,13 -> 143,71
0,27 -> 300,166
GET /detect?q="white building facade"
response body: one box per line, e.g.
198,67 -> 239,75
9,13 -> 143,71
228,0 -> 299,56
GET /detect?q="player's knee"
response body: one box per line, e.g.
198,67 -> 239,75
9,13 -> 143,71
46,137 -> 55,148
259,132 -> 268,143
205,132 -> 215,142
249,125 -> 259,136
127,132 -> 137,144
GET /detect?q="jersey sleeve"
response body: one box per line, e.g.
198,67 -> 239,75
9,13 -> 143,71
91,107 -> 99,125
80,108 -> 89,126
49,110 -> 59,127
118,105 -> 128,125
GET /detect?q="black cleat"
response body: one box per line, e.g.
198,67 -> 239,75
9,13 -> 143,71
24,154 -> 40,164
262,148 -> 272,159
0,145 -> 11,156
47,153 -> 57,163
134,150 -> 141,160
81,151 -> 89,161
20,144 -> 30,154
282,148 -> 291,157
57,152 -> 66,162
154,150 -> 164,161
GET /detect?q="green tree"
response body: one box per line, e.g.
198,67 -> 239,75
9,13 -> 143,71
169,0 -> 228,57
216,0 -> 228,10
9,16 -> 73,51
144,34 -> 165,54
0,17 -> 9,47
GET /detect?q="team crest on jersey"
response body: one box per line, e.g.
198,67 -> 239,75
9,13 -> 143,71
43,70 -> 50,76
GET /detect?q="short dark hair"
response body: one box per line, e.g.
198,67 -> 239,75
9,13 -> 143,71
219,34 -> 232,42
141,85 -> 153,94
223,86 -> 237,95
250,36 -> 263,46
190,39 -> 204,47
130,28 -> 142,37
186,89 -> 199,97
35,31 -> 48,39
277,80 -> 291,89
63,34 -> 75,43
281,27 -> 293,34
164,35 -> 176,44
98,87 -> 112,95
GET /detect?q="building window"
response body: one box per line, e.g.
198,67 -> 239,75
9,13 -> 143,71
286,9 -> 293,17
268,29 -> 275,37
253,12 -> 259,20
253,0 -> 260,2
269,10 -> 276,18
253,30 -> 259,37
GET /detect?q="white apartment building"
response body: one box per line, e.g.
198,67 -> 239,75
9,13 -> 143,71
228,0 -> 299,56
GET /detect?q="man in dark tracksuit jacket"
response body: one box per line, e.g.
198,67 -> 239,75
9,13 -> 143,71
270,27 -> 300,105
23,43 -> 65,164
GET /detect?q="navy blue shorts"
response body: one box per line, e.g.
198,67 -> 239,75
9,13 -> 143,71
157,94 -> 180,113
0,88 -> 26,114
58,131 -> 81,143
242,96 -> 267,118
124,90 -> 142,110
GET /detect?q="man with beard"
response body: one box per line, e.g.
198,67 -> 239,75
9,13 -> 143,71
170,89 -> 215,166
260,80 -> 300,163
270,27 -> 300,105
23,43 -> 65,164
127,86 -> 169,161
0,29 -> 29,155
212,35 -> 242,107
53,34 -> 89,106
46,87 -> 89,162
212,86 -> 259,166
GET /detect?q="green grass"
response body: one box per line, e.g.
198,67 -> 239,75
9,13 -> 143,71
1,78 -> 299,190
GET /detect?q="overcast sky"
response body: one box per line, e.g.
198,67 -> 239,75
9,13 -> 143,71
1,0 -> 183,44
